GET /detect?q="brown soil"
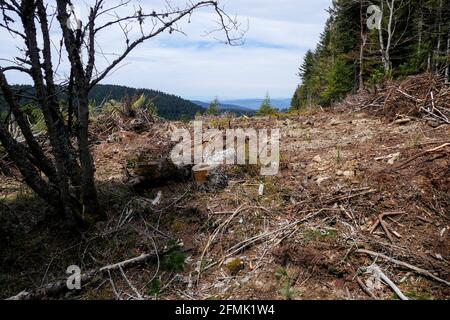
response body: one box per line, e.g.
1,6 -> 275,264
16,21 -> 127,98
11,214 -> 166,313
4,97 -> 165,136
1,107 -> 449,300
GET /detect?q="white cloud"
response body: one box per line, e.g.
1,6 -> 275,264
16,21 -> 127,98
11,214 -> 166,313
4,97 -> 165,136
0,0 -> 332,100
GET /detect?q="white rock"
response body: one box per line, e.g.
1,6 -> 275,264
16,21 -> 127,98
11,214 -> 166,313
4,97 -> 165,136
387,152 -> 401,165
343,170 -> 355,178
316,176 -> 330,186
313,155 -> 322,163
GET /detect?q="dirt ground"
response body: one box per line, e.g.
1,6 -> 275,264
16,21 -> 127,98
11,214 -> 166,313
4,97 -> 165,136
1,108 -> 449,300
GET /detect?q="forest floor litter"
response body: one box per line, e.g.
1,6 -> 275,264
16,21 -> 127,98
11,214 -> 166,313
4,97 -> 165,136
1,74 -> 449,300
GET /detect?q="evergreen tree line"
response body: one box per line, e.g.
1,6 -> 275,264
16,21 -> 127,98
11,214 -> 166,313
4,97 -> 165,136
89,84 -> 204,120
0,84 -> 204,121
291,0 -> 450,109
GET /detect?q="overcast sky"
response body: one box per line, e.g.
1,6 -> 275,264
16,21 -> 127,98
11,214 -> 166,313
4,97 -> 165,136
0,0 -> 331,100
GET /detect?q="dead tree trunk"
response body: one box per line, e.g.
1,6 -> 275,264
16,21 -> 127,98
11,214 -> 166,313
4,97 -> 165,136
55,0 -> 103,222
358,0 -> 367,91
0,0 -> 243,227
384,0 -> 395,72
446,22 -> 450,82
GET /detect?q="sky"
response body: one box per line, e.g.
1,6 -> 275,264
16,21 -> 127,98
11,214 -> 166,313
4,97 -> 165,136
0,0 -> 331,101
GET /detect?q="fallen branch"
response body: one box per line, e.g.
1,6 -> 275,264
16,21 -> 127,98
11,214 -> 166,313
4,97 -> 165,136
118,265 -> 143,300
197,205 -> 246,284
370,211 -> 405,243
396,89 -> 417,101
325,189 -> 377,205
420,107 -> 450,124
364,265 -> 409,300
356,249 -> 450,287
396,143 -> 450,169
201,209 -> 324,273
356,276 -> 378,299
7,252 -> 156,300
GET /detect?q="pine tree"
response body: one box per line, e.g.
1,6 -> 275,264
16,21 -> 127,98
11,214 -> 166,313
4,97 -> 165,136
320,57 -> 354,105
206,97 -> 220,116
291,0 -> 450,107
257,93 -> 277,116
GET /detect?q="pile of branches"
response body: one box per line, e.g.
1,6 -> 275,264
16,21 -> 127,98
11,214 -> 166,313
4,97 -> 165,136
90,96 -> 162,142
339,73 -> 450,124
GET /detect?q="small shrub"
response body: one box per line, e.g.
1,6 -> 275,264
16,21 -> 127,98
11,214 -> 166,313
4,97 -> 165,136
275,267 -> 296,300
256,93 -> 279,117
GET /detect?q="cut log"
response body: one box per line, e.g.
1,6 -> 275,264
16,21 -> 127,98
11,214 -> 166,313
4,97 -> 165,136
192,163 -> 228,191
128,156 -> 191,188
192,163 -> 217,184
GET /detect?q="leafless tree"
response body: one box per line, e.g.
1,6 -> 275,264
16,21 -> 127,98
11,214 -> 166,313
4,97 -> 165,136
446,21 -> 450,82
375,0 -> 411,73
358,0 -> 369,91
0,0 -> 244,227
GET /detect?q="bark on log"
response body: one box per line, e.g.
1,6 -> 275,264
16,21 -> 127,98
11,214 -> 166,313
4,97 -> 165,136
130,157 -> 192,188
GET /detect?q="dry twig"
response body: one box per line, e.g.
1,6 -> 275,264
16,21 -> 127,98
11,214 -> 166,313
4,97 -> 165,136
356,249 -> 450,286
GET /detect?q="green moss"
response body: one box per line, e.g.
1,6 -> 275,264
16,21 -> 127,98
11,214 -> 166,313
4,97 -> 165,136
225,258 -> 244,275
404,290 -> 434,300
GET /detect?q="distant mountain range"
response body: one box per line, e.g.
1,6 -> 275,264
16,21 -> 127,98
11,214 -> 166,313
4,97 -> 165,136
1,84 -> 291,120
191,100 -> 255,116
191,98 -> 292,113
221,98 -> 292,110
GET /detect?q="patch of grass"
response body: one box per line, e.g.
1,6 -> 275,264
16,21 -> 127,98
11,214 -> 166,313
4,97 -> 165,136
335,147 -> 342,165
97,183 -> 134,215
161,249 -> 187,273
410,133 -> 424,149
210,118 -> 230,129
229,163 -> 261,178
146,279 -> 162,297
275,267 -> 288,281
303,228 -> 338,242
290,106 -> 321,117
280,282 -> 295,300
